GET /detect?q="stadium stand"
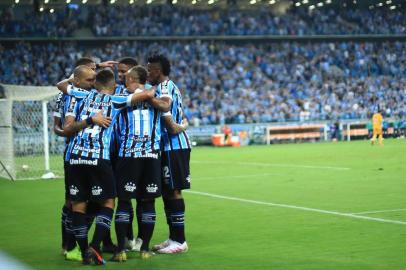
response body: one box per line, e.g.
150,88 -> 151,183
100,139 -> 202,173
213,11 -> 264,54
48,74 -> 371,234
1,41 -> 405,124
0,5 -> 405,37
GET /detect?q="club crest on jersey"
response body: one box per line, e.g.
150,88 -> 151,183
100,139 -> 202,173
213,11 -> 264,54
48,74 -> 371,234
70,185 -> 79,195
146,184 -> 158,193
92,186 -> 103,196
125,182 -> 137,192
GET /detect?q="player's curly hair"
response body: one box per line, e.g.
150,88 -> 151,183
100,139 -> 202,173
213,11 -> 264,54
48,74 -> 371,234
147,54 -> 171,76
118,57 -> 138,67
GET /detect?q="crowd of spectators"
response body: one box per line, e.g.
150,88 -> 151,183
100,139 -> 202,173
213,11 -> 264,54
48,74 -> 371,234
1,5 -> 405,37
0,7 -> 81,37
1,40 -> 405,124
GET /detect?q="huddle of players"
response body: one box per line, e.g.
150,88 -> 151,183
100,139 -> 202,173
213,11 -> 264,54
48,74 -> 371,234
54,55 -> 191,265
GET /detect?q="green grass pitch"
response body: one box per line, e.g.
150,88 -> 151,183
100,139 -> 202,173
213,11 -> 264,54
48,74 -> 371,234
1,139 -> 406,270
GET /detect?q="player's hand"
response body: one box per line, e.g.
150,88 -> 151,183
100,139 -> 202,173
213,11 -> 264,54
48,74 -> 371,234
146,87 -> 156,99
92,111 -> 112,128
181,118 -> 189,130
99,61 -> 118,68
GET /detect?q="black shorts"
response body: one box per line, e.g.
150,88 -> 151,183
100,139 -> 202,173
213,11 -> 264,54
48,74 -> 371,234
67,156 -> 116,202
115,156 -> 162,200
162,149 -> 191,191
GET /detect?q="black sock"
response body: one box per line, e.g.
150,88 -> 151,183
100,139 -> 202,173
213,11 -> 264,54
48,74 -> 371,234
127,202 -> 134,240
169,199 -> 186,243
136,199 -> 142,239
65,209 -> 77,251
72,211 -> 88,257
115,200 -> 131,252
139,200 -> 156,251
86,202 -> 99,231
61,206 -> 69,249
163,199 -> 173,239
102,232 -> 114,247
90,207 -> 113,251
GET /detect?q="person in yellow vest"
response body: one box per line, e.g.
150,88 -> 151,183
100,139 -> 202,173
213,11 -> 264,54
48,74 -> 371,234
371,110 -> 384,146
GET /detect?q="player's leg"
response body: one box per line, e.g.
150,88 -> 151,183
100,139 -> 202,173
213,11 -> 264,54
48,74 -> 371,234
111,158 -> 140,259
71,201 -> 89,263
126,201 -> 135,245
62,162 -> 76,254
86,202 -> 116,253
156,150 -> 190,254
86,160 -> 116,265
63,199 -> 78,256
378,130 -> 384,146
61,202 -> 69,253
67,162 -> 91,263
138,157 -> 162,258
371,130 -> 377,145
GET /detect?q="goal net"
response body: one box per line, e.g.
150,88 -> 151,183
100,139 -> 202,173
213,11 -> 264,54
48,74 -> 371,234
0,84 -> 64,180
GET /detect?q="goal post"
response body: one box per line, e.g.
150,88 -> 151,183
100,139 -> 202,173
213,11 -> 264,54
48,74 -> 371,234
0,84 -> 63,180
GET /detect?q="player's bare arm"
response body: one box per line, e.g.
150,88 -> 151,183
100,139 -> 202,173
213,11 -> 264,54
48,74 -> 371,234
63,111 -> 112,137
148,96 -> 171,112
130,87 -> 156,105
53,116 -> 67,137
56,77 -> 74,94
163,115 -> 188,134
98,61 -> 118,69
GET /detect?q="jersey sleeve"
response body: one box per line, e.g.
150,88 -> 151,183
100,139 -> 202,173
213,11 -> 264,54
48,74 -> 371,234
160,81 -> 173,100
111,94 -> 133,111
53,92 -> 63,118
65,96 -> 79,118
67,85 -> 90,99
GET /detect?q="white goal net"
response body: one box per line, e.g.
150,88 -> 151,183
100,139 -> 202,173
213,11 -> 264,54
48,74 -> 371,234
0,84 -> 64,180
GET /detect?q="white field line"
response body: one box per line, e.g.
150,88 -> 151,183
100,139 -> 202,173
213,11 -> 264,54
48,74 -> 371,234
185,190 -> 406,226
351,209 -> 406,215
192,160 -> 350,171
193,172 -> 285,180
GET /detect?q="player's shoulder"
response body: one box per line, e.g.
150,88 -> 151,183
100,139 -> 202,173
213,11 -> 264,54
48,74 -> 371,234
159,79 -> 176,95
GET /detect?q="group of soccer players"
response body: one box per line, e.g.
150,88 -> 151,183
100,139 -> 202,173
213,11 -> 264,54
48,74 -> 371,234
53,54 -> 191,265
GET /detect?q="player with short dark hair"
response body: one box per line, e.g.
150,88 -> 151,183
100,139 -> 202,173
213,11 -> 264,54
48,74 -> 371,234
56,68 -> 156,265
117,57 -> 138,87
147,54 -> 191,254
113,57 -> 150,252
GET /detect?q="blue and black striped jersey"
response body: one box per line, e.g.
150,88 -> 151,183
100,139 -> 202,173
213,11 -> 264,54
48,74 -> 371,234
116,86 -> 162,158
160,80 -> 191,151
65,85 -> 133,160
110,84 -> 127,159
53,91 -> 81,161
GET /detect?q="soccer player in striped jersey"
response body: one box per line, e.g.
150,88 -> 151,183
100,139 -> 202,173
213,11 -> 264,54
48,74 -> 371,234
54,59 -> 96,260
54,57 -> 116,260
112,57 -> 141,252
111,65 -> 173,261
57,68 -> 155,265
147,54 -> 191,254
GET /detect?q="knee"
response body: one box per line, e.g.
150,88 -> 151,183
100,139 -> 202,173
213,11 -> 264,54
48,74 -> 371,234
71,201 -> 87,213
163,189 -> 183,200
64,200 -> 72,209
101,198 -> 115,209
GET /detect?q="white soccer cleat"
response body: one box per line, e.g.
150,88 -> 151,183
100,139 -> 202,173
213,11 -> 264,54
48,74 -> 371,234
126,237 -> 142,252
156,241 -> 188,254
152,239 -> 171,251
